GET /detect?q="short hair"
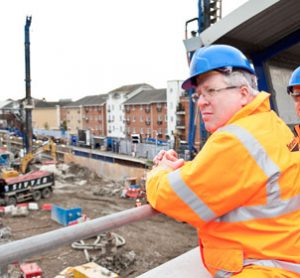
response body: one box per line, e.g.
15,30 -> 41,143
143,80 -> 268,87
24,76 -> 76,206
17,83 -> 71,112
223,70 -> 259,96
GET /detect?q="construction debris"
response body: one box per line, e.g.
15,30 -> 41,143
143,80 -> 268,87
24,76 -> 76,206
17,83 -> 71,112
0,226 -> 11,243
56,262 -> 119,278
19,262 -> 43,278
0,160 -> 198,277
11,206 -> 29,217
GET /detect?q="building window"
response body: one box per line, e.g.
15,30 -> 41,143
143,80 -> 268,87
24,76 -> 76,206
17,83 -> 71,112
140,115 -> 143,123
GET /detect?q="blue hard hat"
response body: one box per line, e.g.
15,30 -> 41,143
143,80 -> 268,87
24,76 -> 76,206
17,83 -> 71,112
182,44 -> 255,90
287,66 -> 300,95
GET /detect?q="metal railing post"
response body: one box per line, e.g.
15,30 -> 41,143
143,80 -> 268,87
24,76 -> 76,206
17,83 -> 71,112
0,205 -> 158,267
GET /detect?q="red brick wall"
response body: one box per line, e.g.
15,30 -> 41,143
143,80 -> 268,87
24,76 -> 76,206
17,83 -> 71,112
125,102 -> 168,141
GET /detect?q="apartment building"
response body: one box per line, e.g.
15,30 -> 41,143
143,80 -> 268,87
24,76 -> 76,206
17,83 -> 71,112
33,100 -> 71,131
175,92 -> 201,148
61,94 -> 107,136
0,99 -> 22,130
106,83 -> 154,138
123,88 -> 167,141
166,80 -> 186,140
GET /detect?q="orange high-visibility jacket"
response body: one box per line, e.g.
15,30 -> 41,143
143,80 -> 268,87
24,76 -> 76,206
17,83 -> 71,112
147,92 -> 300,277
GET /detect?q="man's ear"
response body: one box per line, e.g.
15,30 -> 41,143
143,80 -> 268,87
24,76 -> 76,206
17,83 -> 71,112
240,86 -> 252,106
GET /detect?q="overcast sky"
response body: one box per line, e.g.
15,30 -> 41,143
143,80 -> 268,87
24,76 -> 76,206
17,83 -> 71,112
0,0 -> 248,102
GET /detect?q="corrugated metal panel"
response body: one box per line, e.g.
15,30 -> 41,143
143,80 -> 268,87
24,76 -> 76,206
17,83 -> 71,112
184,0 -> 300,63
222,0 -> 300,51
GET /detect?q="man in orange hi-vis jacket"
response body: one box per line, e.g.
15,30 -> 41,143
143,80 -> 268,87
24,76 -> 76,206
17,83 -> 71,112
146,45 -> 300,278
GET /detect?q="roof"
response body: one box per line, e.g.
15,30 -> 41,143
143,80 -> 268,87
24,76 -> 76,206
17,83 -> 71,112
108,83 -> 154,95
35,99 -> 72,108
124,89 -> 166,105
0,100 -> 13,109
184,0 -> 300,67
64,94 -> 108,107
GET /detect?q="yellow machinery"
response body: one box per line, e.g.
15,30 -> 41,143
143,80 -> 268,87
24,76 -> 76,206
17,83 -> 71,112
1,140 -> 57,179
1,169 -> 19,179
20,139 -> 57,174
1,139 -> 57,178
0,150 -> 19,179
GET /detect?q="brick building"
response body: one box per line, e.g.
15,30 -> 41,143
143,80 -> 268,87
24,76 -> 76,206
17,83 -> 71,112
106,83 -> 154,138
61,94 -> 107,136
175,94 -> 201,149
123,88 -> 168,141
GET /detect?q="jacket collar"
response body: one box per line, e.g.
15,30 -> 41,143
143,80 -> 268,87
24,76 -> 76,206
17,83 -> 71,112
226,92 -> 271,125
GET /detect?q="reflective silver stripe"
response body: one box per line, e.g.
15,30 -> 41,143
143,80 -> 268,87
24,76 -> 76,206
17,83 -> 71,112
214,270 -> 233,278
216,125 -> 287,222
214,259 -> 300,276
244,259 -> 300,274
167,170 -> 216,222
216,194 -> 300,222
218,125 -> 281,202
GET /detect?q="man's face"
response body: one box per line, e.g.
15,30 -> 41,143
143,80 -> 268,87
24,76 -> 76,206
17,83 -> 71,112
194,72 -> 251,133
292,85 -> 300,117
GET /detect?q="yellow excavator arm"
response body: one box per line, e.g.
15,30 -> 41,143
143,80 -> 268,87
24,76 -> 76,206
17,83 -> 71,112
20,139 -> 57,174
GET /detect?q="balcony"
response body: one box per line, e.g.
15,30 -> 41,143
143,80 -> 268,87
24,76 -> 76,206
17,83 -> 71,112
176,121 -> 185,129
176,104 -> 185,115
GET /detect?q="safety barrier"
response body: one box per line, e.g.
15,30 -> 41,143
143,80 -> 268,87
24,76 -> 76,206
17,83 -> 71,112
0,205 -> 158,268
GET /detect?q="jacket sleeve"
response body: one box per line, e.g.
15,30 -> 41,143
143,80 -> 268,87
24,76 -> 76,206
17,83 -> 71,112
146,131 -> 268,228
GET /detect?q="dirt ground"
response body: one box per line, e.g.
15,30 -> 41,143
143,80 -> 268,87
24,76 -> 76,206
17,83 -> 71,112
1,163 -> 199,278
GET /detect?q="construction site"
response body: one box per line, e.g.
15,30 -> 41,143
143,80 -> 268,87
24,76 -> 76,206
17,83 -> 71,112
0,0 -> 299,277
0,153 -> 198,277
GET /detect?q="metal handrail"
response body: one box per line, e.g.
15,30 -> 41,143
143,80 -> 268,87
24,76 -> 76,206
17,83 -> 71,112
0,205 -> 158,267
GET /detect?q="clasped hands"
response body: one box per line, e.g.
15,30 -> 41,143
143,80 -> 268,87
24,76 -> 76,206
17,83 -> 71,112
152,149 -> 184,170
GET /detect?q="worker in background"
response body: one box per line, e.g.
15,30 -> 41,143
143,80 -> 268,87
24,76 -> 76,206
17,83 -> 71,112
287,66 -> 300,116
287,66 -> 300,151
146,44 -> 300,277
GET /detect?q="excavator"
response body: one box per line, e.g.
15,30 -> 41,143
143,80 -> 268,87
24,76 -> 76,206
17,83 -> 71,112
1,138 -> 57,179
20,138 -> 57,174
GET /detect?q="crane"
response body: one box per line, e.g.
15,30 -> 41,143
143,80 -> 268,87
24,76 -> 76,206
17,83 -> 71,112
24,16 -> 33,155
